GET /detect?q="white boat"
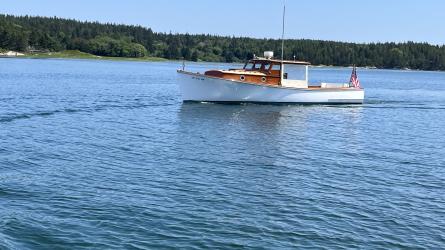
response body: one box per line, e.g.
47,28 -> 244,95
177,53 -> 364,104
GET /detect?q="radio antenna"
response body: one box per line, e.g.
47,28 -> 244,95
281,0 -> 286,62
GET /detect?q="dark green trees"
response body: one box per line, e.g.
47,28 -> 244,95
0,19 -> 28,51
86,36 -> 147,57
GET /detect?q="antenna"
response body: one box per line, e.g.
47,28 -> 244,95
280,0 -> 286,84
281,0 -> 286,62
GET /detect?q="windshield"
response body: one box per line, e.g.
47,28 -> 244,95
244,62 -> 254,70
253,63 -> 262,70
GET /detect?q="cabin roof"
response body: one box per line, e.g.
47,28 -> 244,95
251,57 -> 311,65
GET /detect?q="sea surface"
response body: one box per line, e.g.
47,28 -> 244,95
1,58 -> 445,249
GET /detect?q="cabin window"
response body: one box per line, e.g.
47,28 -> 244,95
253,63 -> 262,70
244,62 -> 254,70
271,64 -> 281,71
262,63 -> 271,71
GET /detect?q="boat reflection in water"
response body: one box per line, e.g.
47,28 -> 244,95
176,103 -> 364,170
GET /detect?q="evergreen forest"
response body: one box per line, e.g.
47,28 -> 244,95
1,14 -> 444,70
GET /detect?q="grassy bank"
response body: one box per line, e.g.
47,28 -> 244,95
21,50 -> 167,62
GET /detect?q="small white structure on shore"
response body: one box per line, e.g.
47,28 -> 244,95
0,51 -> 25,57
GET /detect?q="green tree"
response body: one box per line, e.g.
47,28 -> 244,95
191,51 -> 199,62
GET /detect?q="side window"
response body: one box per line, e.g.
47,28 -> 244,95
253,63 -> 262,70
271,64 -> 281,71
262,63 -> 271,71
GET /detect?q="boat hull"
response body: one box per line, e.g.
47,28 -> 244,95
177,71 -> 364,104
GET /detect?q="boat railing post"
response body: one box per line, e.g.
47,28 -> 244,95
280,63 -> 284,85
305,65 -> 309,84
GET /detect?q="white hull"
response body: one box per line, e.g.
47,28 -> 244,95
177,71 -> 364,104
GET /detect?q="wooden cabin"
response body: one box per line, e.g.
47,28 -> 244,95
205,53 -> 311,88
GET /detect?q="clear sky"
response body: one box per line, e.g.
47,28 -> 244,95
1,0 -> 444,44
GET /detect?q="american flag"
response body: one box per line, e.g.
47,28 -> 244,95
349,65 -> 361,88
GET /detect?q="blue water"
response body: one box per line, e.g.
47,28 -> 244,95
1,58 -> 445,249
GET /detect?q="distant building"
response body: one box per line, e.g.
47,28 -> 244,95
0,51 -> 25,57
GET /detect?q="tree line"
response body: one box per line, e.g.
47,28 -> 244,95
1,14 -> 445,70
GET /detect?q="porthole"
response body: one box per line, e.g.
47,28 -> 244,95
261,77 -> 267,82
240,75 -> 246,81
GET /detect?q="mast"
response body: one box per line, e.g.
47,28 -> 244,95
281,1 -> 286,62
280,1 -> 286,82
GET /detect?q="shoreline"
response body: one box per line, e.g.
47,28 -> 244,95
1,50 -> 443,72
1,50 -> 167,62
